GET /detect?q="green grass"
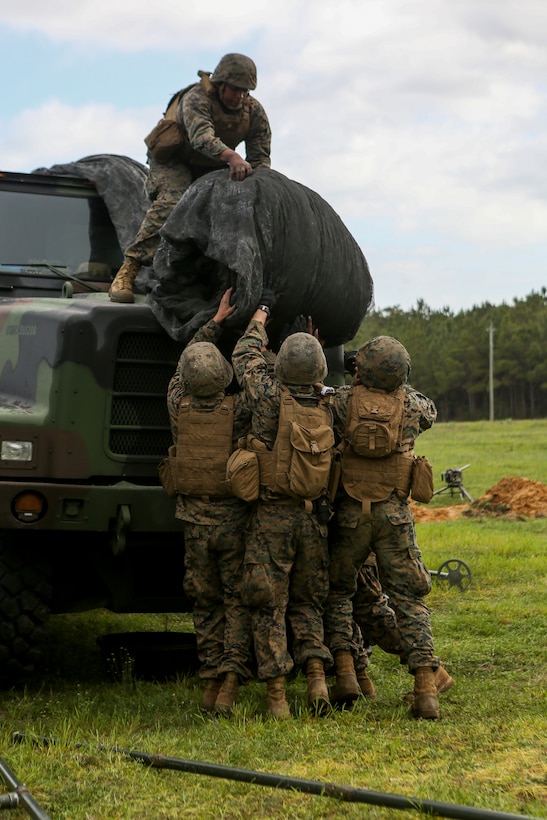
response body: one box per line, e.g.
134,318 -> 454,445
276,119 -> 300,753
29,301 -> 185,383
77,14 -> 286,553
414,418 -> 547,504
0,420 -> 546,819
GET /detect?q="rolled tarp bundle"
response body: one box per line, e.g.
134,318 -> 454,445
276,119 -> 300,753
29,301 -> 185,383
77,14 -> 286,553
143,168 -> 373,351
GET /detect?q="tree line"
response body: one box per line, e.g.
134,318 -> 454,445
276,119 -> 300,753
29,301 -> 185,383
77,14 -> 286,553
349,289 -> 547,421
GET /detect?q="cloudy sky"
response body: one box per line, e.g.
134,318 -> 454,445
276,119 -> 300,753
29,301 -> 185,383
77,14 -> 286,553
2,0 -> 545,314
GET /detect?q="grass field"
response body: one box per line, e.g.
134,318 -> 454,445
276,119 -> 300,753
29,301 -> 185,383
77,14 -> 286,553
415,418 -> 547,500
1,420 -> 546,819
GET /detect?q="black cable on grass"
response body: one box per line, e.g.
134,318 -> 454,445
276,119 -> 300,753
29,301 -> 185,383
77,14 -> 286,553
13,733 -> 538,820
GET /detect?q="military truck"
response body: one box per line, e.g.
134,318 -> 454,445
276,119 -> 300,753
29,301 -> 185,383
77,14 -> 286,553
0,165 -> 190,685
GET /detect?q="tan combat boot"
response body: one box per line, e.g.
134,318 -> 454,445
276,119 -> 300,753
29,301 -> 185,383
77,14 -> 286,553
356,668 -> 376,699
200,679 -> 222,712
109,257 -> 141,303
435,665 -> 454,694
403,665 -> 454,703
214,672 -> 240,716
330,650 -> 361,707
306,658 -> 330,715
266,676 -> 291,720
412,666 -> 440,719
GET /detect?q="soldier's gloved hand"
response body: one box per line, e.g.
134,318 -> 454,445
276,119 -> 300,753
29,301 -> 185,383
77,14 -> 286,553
258,288 -> 277,310
344,349 -> 358,374
278,315 -> 308,345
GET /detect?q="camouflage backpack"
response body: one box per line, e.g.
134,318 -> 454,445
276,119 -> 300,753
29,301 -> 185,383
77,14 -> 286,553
345,386 -> 405,459
269,388 -> 335,501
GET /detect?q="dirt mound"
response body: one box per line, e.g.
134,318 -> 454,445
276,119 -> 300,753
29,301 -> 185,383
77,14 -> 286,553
473,476 -> 547,519
412,476 -> 547,522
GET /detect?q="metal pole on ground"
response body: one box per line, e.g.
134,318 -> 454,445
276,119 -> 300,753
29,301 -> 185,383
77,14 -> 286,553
0,756 -> 52,820
13,733 -> 537,820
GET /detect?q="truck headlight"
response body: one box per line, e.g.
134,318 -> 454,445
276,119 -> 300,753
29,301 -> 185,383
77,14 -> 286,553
1,440 -> 33,462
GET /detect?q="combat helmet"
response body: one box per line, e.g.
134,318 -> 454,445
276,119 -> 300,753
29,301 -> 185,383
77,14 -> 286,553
211,53 -> 257,90
179,342 -> 233,397
356,336 -> 411,391
274,333 -> 328,385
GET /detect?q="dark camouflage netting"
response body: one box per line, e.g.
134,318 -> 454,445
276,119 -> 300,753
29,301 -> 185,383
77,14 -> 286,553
141,168 -> 374,350
35,157 -> 373,351
33,154 -> 151,253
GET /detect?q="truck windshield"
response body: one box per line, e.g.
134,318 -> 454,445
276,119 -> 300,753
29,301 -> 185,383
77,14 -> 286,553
0,187 -> 123,278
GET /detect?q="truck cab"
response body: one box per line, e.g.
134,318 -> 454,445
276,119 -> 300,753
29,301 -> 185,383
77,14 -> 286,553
0,166 -> 190,684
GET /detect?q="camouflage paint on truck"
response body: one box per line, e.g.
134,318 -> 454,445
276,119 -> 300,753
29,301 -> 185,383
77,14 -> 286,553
0,295 -> 186,526
0,166 -> 191,684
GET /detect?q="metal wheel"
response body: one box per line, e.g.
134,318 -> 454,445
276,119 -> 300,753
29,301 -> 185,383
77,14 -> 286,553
435,558 -> 472,591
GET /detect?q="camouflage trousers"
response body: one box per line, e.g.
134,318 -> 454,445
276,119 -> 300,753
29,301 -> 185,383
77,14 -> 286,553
243,499 -> 333,681
352,555 -> 407,673
324,493 -> 439,672
124,157 -> 193,266
182,505 -> 253,682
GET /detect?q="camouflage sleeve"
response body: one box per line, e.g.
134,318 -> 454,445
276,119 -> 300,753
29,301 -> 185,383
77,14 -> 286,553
232,319 -> 271,393
179,85 -> 227,160
167,371 -> 182,441
244,98 -> 272,169
331,386 -> 351,442
412,388 -> 437,432
233,392 -> 252,445
189,318 -> 224,346
400,385 -> 437,448
232,320 -> 280,446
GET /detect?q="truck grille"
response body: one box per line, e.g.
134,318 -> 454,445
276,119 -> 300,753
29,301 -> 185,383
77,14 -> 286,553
109,332 -> 182,457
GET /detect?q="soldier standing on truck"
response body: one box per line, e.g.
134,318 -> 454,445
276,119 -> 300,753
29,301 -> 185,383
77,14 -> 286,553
166,288 -> 254,715
109,53 -> 272,303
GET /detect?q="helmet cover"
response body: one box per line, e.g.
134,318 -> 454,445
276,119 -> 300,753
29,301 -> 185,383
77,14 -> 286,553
356,336 -> 411,391
274,333 -> 328,385
211,53 -> 257,90
179,342 -> 233,397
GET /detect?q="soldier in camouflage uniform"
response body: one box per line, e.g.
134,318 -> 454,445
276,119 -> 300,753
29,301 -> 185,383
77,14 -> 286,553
167,288 -> 253,715
332,350 -> 453,703
232,296 -> 335,719
110,54 -> 271,303
324,336 -> 444,719
350,554 -> 454,701
333,555 -> 399,699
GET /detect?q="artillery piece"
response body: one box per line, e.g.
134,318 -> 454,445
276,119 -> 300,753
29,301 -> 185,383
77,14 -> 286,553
433,463 -> 474,503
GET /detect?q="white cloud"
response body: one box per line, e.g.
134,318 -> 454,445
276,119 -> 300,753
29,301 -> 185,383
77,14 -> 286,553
0,0 -> 292,50
1,0 -> 546,311
0,101 -> 153,171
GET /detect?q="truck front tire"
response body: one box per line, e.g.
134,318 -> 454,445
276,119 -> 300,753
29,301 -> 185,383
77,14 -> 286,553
0,537 -> 52,686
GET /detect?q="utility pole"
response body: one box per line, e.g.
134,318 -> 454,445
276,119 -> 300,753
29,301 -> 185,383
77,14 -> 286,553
487,322 -> 495,421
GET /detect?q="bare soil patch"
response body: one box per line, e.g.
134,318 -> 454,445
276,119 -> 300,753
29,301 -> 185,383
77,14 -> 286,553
412,476 -> 547,522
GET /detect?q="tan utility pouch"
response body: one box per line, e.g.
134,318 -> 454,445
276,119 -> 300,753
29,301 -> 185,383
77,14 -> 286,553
226,448 -> 260,502
410,455 -> 434,503
144,92 -> 185,162
145,119 -> 184,163
158,445 -> 177,497
288,422 -> 335,499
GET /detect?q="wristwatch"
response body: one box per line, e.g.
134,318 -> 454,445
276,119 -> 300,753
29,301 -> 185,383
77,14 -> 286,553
258,304 -> 271,316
